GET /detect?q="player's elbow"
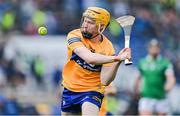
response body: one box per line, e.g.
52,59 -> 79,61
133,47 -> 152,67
100,72 -> 114,86
101,79 -> 111,86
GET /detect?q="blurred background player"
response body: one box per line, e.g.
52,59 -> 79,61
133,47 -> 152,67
135,39 -> 176,115
61,7 -> 131,115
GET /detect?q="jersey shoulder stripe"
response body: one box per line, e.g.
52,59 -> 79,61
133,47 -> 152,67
68,37 -> 81,45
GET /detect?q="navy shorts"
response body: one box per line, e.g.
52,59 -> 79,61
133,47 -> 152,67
61,88 -> 104,113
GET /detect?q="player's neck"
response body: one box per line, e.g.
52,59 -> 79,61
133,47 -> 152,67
150,54 -> 158,60
90,34 -> 103,43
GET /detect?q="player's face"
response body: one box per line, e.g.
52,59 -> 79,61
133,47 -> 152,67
148,45 -> 160,57
81,17 -> 98,38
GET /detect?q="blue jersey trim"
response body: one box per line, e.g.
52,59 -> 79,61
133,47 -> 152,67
70,52 -> 102,72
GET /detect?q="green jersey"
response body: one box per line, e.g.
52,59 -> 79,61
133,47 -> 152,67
138,55 -> 172,99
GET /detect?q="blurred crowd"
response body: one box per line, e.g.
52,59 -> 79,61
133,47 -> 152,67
0,0 -> 179,62
0,47 -> 62,115
0,0 -> 180,115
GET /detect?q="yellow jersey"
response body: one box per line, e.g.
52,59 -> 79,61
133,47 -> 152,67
62,29 -> 115,94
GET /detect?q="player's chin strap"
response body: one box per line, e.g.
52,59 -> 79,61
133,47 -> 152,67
90,24 -> 105,39
98,23 -> 105,35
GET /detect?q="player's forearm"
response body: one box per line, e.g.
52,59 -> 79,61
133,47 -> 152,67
134,76 -> 141,94
87,53 -> 119,65
100,62 -> 121,86
165,76 -> 176,92
74,47 -> 120,65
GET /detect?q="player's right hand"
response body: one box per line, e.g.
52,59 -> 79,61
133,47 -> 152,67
118,48 -> 131,61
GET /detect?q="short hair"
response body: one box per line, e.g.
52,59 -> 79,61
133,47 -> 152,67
148,38 -> 160,48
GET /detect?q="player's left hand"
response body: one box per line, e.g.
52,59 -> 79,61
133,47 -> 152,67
118,48 -> 131,61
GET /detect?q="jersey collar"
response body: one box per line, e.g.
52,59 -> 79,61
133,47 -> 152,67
146,55 -> 162,62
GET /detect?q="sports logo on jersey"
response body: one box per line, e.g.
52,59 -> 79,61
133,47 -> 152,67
70,52 -> 102,72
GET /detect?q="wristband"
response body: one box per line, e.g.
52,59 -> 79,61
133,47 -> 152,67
114,56 -> 121,62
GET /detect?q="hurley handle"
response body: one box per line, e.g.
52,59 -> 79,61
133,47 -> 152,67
124,35 -> 133,65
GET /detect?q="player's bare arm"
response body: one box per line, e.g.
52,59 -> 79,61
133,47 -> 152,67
74,46 -> 117,64
100,62 -> 121,86
100,48 -> 131,86
134,74 -> 141,95
74,46 -> 131,65
164,68 -> 176,92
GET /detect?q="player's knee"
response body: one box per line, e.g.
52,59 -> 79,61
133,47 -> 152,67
82,102 -> 99,115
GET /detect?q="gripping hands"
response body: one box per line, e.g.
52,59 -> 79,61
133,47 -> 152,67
114,48 -> 131,62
